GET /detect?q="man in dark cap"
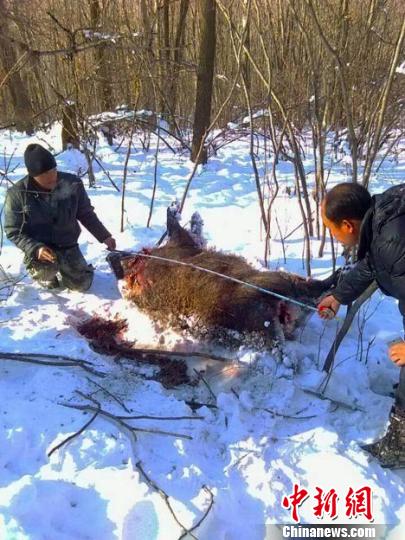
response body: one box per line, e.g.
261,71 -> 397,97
4,143 -> 116,291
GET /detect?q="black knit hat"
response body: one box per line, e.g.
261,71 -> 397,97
24,144 -> 57,176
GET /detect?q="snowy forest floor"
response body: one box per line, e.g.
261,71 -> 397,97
0,125 -> 404,539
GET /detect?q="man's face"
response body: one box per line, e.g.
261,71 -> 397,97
33,168 -> 57,190
321,201 -> 360,247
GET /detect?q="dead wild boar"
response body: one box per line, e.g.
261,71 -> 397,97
108,207 -> 338,347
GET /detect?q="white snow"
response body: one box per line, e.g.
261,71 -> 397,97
395,61 -> 405,75
0,124 -> 404,539
57,148 -> 88,177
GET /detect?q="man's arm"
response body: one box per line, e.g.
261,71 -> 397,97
75,179 -> 112,243
4,190 -> 45,262
318,256 -> 375,319
331,255 -> 375,305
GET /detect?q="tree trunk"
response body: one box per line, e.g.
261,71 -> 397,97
168,0 -> 190,134
89,0 -> 114,144
0,0 -> 33,133
191,0 -> 216,164
61,102 -> 80,150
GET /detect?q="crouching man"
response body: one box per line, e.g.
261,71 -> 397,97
318,182 -> 405,468
4,143 -> 116,291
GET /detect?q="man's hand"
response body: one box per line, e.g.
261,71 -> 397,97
37,246 -> 57,263
389,341 -> 405,367
317,295 -> 341,320
104,236 -> 117,251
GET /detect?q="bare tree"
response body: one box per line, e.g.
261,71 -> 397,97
0,0 -> 33,133
191,0 -> 216,164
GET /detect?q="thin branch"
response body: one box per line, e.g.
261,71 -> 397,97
0,351 -> 105,377
193,368 -> 217,402
48,405 -> 100,457
85,377 -> 131,413
178,486 -> 215,540
129,347 -> 230,363
301,388 -> 366,413
116,414 -> 204,421
60,401 -> 193,440
135,460 -> 198,540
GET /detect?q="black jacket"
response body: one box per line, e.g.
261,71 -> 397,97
4,171 -> 111,261
333,184 -> 405,313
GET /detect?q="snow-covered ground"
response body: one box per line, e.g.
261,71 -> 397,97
0,124 -> 404,539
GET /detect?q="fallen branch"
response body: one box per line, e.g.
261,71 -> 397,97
55,387 -> 201,537
260,407 -> 318,420
0,351 -> 105,377
179,485 -> 215,540
301,388 -> 366,413
115,413 -> 204,421
53,391 -> 196,538
127,347 -> 230,363
193,369 -> 217,402
231,387 -> 318,420
86,376 -> 131,413
92,155 -> 120,191
48,404 -> 100,457
60,400 -> 193,440
135,460 -> 198,540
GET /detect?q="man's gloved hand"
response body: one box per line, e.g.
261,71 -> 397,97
317,294 -> 341,320
37,246 -> 57,263
389,341 -> 405,367
104,236 -> 117,251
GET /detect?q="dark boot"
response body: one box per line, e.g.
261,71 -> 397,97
362,406 -> 405,469
44,276 -> 62,290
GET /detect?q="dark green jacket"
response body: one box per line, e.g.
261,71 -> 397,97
4,171 -> 111,262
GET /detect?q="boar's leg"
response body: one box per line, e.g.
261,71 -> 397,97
283,268 -> 344,301
272,312 -> 286,343
317,268 -> 343,293
167,206 -> 203,251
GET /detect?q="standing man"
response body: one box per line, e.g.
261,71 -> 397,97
318,182 -> 405,468
4,143 -> 116,291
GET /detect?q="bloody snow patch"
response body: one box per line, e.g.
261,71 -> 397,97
77,315 -> 191,388
77,315 -> 128,352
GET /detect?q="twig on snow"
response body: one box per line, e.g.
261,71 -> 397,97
136,460 -> 201,540
178,486 -> 215,540
48,404 -> 101,457
301,388 -> 366,412
0,351 -> 105,377
59,393 -> 193,440
86,376 -> 131,413
193,369 -> 217,402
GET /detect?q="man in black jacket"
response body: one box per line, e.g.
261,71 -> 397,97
318,182 -> 405,468
4,143 -> 116,291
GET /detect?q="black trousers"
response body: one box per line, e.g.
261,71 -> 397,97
397,367 -> 405,410
25,245 -> 93,292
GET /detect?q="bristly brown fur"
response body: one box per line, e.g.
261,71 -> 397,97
117,235 -> 331,343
